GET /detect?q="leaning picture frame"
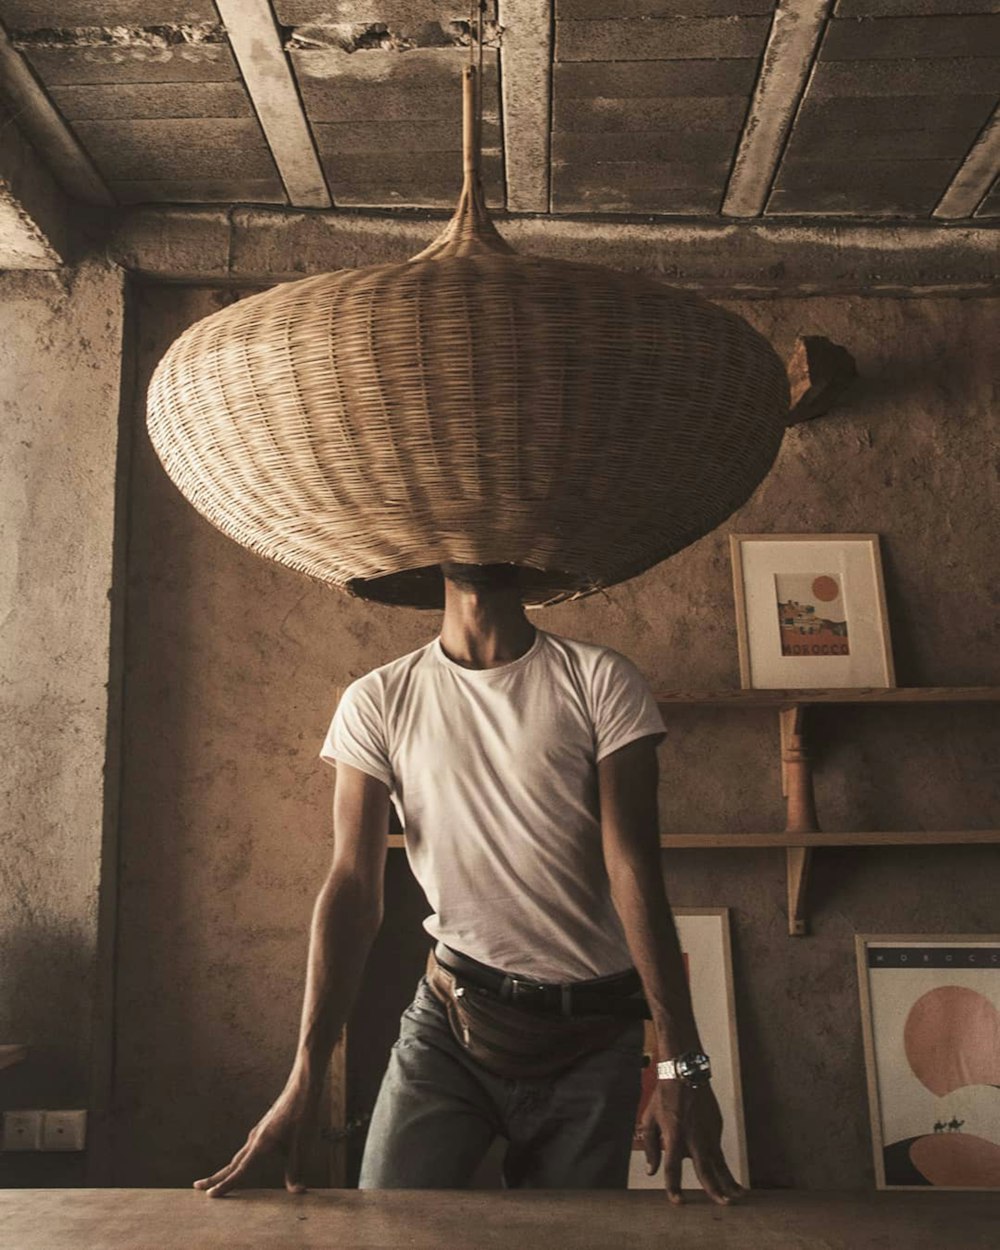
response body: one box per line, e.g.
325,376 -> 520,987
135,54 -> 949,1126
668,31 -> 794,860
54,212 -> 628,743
730,533 -> 895,689
856,934 -> 1000,1191
628,908 -> 748,1190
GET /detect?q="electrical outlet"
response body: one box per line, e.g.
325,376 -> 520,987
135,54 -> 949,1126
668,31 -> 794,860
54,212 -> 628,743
2,1110 -> 42,1151
41,1110 -> 87,1151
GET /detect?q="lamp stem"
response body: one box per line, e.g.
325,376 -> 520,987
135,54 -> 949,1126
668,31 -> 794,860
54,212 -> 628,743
409,13 -> 512,261
462,66 -> 479,179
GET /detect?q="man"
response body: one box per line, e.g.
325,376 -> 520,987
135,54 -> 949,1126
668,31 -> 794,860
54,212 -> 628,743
195,563 -> 744,1203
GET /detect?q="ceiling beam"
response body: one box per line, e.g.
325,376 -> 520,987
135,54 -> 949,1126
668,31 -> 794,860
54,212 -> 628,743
722,0 -> 832,218
107,206 -> 1000,296
933,103 -> 1000,220
214,0 -> 330,209
498,0 -> 552,213
0,21 -> 111,207
0,98 -> 70,268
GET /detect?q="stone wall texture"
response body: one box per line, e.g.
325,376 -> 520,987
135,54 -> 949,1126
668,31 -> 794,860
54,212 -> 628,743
112,285 -> 999,1190
0,260 -> 124,1185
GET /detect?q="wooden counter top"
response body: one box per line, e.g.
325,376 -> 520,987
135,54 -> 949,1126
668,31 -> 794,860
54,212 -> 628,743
2,1188 -> 998,1250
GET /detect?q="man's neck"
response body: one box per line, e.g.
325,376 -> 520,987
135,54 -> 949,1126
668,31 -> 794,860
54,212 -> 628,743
439,579 -> 536,670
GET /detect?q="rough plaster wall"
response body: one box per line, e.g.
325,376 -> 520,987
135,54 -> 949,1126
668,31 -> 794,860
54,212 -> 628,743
0,260 -> 124,1184
115,286 -> 999,1191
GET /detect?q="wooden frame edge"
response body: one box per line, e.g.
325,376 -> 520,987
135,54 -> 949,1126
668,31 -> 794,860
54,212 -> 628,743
869,535 -> 896,688
855,934 -> 886,1189
718,907 -> 750,1188
328,1030 -> 348,1186
728,534 -> 752,690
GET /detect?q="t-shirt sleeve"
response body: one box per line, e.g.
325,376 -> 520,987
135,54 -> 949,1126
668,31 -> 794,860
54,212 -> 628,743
591,650 -> 666,763
319,677 -> 393,788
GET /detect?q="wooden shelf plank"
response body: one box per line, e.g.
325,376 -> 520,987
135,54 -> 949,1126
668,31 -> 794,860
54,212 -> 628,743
381,685 -> 999,932
387,830 -> 998,851
660,830 -> 1000,848
654,686 -> 1000,707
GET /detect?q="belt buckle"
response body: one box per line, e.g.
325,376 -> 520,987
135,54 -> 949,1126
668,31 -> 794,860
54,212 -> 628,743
508,977 -> 552,1009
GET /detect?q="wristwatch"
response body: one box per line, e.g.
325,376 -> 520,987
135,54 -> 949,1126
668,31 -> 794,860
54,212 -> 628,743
657,1051 -> 712,1087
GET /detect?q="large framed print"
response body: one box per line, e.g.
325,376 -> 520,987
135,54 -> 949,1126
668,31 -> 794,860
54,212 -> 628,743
629,908 -> 748,1190
730,533 -> 895,689
857,935 -> 1000,1191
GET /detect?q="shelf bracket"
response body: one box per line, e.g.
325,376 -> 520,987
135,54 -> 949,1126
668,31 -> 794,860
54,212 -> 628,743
780,706 -> 820,936
786,846 -> 811,938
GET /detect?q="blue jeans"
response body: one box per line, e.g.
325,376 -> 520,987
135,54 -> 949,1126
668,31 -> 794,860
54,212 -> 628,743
359,976 -> 645,1189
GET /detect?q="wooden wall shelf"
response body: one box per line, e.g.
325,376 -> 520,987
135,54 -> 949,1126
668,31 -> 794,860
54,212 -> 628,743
653,686 -> 999,706
652,686 -> 999,936
660,830 -> 999,848
384,687 -> 999,937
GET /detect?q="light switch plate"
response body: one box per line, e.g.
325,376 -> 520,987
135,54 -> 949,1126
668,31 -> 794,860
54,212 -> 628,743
41,1110 -> 87,1151
2,1110 -> 42,1151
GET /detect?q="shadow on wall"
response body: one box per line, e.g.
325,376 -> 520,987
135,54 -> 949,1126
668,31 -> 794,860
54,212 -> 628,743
0,923 -> 93,1107
857,341 -> 968,414
0,923 -> 93,1186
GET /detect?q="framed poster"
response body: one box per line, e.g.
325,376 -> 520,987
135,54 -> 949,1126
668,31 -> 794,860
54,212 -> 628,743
628,908 -> 748,1190
857,935 -> 1000,1190
730,533 -> 895,689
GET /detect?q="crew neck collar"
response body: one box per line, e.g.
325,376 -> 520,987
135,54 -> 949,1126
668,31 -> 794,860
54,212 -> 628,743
433,627 -> 543,678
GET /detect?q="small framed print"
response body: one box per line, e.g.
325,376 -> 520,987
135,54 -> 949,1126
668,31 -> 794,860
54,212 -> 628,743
729,533 -> 895,689
629,909 -> 748,1191
857,936 -> 1000,1191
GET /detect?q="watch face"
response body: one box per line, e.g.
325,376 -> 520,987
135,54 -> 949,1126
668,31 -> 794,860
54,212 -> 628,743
678,1052 -> 712,1081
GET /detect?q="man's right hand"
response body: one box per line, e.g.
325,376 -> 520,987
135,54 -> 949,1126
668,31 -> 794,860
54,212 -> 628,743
193,1079 -> 317,1198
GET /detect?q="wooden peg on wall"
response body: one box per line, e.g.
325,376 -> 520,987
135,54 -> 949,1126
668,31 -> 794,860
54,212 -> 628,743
786,336 -> 858,425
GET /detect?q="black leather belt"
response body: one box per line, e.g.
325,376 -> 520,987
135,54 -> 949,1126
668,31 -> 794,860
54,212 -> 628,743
434,942 -> 651,1019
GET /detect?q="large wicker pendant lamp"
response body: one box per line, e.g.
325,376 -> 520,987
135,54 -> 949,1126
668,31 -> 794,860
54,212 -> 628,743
147,61 -> 789,609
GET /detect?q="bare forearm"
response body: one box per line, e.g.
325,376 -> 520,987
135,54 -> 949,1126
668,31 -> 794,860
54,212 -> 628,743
289,870 -> 382,1094
599,739 -> 702,1061
610,860 -> 702,1059
600,739 -> 744,1206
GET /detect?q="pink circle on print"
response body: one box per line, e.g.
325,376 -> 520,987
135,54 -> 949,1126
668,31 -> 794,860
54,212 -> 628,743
904,986 -> 1000,1097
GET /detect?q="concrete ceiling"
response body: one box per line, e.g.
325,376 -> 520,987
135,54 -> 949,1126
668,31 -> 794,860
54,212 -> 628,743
0,0 -> 997,228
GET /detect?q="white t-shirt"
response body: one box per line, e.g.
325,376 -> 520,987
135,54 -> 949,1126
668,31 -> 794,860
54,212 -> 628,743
320,628 -> 666,981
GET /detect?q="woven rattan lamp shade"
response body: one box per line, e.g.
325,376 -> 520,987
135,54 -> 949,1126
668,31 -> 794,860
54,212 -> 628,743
148,70 -> 789,609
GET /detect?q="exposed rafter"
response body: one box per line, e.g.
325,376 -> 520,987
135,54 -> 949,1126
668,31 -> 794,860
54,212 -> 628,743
0,97 -> 69,267
497,0 -> 552,213
722,0 -> 832,218
0,20 -> 111,207
214,0 -> 330,209
933,103 -> 1000,220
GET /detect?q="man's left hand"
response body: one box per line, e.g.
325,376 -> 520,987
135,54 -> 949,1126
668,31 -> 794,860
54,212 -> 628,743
641,1080 -> 746,1206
